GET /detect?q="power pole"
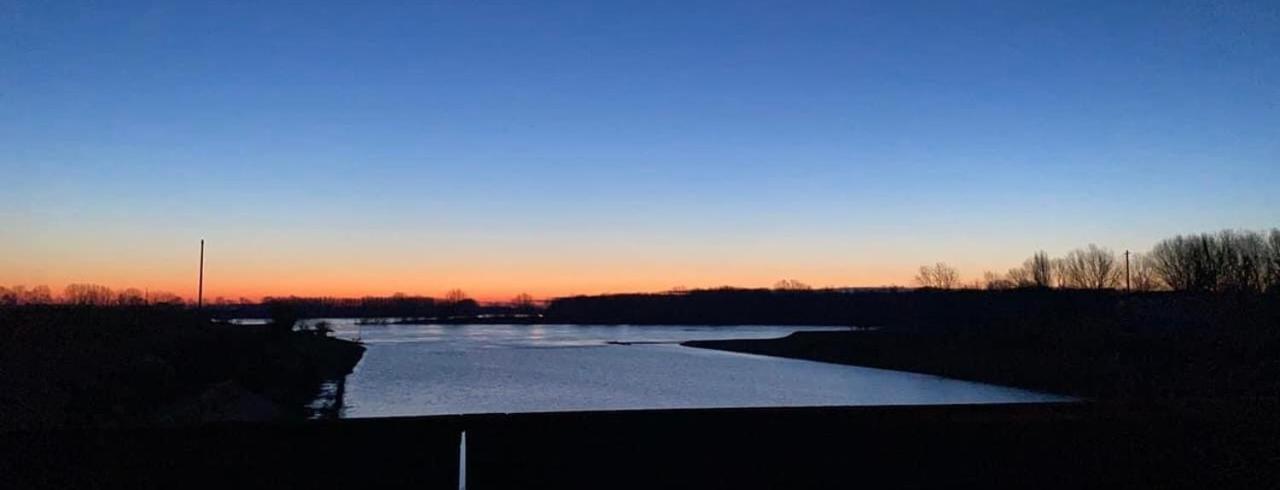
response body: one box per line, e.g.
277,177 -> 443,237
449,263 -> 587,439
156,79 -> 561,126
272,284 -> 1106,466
1124,250 -> 1131,293
198,239 -> 205,308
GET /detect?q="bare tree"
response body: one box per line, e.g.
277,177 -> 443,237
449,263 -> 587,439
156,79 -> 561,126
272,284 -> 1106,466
64,284 -> 115,305
1006,265 -> 1031,287
1051,257 -> 1070,288
1150,235 -> 1194,290
1059,245 -> 1120,289
1,285 -> 53,305
1007,252 -> 1053,288
1267,229 -> 1280,293
1217,230 -> 1268,292
511,293 -> 536,311
1129,253 -> 1161,291
915,262 -> 960,289
1148,232 -> 1265,292
7,285 -> 27,305
148,291 -> 185,305
117,288 -> 146,306
982,271 -> 1015,290
773,279 -> 812,291
26,285 -> 53,304
1030,251 -> 1054,288
443,289 -> 469,304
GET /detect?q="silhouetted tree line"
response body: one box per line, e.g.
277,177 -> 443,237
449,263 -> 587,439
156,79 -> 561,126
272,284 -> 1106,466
917,228 -> 1280,293
223,291 -> 538,320
2,285 -> 544,322
0,284 -> 185,306
255,294 -> 442,319
546,287 -> 1278,333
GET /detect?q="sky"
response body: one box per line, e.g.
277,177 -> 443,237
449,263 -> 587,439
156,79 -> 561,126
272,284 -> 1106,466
3,1 -> 1278,301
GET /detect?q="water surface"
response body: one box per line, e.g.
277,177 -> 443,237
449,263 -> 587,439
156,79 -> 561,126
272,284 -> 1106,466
317,321 -> 1070,418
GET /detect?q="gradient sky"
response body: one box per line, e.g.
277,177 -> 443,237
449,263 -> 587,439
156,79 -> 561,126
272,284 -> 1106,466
3,1 -> 1278,301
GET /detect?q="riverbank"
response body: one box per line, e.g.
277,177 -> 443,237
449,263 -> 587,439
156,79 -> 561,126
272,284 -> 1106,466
6,403 -> 1277,489
683,328 -> 1280,399
0,306 -> 365,431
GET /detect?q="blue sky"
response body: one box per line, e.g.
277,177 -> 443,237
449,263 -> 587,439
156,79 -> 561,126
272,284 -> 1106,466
3,0 -> 1278,298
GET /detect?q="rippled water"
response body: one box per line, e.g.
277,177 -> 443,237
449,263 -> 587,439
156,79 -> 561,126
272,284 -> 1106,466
315,321 -> 1070,418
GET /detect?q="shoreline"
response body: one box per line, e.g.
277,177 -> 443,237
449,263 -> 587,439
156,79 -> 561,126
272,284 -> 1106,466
682,329 -> 1280,400
0,307 -> 366,430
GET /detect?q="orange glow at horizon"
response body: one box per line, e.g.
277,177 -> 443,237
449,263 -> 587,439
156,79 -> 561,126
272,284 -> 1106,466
1,267 -> 917,303
1,226 -> 1041,303
3,238 -> 928,302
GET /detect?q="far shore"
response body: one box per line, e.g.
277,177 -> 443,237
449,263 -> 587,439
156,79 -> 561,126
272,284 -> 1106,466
682,328 -> 1279,400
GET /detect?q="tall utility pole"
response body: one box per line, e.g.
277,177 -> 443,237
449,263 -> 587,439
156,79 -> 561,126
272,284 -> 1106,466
1124,250 -> 1131,293
198,239 -> 205,308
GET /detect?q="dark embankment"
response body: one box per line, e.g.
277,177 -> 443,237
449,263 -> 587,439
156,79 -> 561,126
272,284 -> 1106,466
549,289 -> 1280,399
4,403 -> 1277,489
546,288 -> 1276,329
0,306 -> 364,431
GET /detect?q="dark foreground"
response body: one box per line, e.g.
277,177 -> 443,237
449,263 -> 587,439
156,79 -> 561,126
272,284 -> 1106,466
3,402 -> 1278,489
0,307 -> 365,430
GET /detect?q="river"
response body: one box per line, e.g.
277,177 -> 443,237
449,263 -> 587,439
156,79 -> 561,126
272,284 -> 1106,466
314,321 -> 1070,418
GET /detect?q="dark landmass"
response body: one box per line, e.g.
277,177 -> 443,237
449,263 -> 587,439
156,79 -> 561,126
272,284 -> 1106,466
684,328 -> 1280,399
208,295 -> 534,321
544,288 -> 1276,329
546,288 -> 1280,399
0,306 -> 364,431
5,403 -> 1278,489
389,314 -> 543,325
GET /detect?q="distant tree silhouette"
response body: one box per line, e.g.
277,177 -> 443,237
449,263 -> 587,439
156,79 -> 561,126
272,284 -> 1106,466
149,291 -> 185,305
1150,233 -> 1222,291
117,288 -> 146,306
915,263 -> 959,289
773,279 -> 813,291
1059,245 -> 1120,289
1030,251 -> 1054,288
1129,253 -> 1161,291
1005,252 -> 1053,288
27,285 -> 53,304
443,289 -> 469,304
1217,230 -> 1268,292
512,293 -> 536,312
982,271 -> 1015,290
1268,229 -> 1280,293
64,284 -> 115,305
1145,229 -> 1280,292
1150,236 -> 1195,290
0,285 -> 53,305
438,289 -> 479,317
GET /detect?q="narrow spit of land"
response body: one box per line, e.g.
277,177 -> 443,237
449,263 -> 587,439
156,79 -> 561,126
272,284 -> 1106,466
683,323 -> 1280,400
546,288 -> 1280,400
0,306 -> 364,431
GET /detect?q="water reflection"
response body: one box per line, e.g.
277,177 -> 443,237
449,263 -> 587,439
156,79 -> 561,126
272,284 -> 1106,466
318,321 -> 1072,418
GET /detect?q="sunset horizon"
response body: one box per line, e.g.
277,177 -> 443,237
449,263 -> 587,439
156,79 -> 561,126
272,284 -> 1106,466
7,2 -> 1276,304
3,228 -> 1269,303
5,2 -> 1280,485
